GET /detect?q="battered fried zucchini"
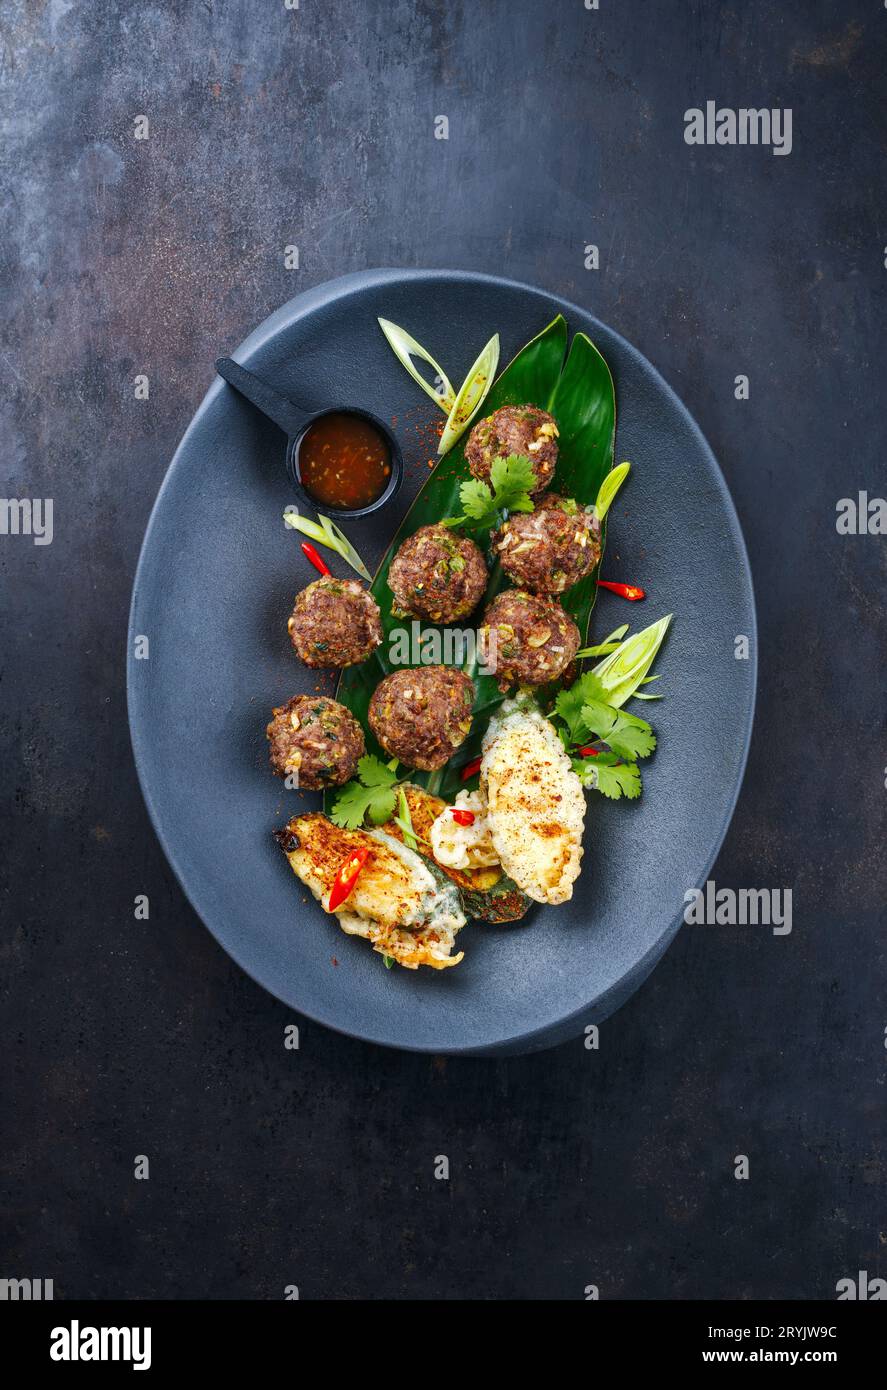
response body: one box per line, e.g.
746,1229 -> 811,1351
381,784 -> 532,925
275,813 -> 465,969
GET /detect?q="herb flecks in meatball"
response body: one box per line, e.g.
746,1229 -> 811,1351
465,405 -> 559,497
494,495 -> 601,595
288,577 -> 382,669
388,523 -> 488,624
368,666 -> 475,772
481,590 -> 580,690
267,695 -> 365,789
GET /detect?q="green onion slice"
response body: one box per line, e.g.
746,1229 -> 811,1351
316,515 -> 373,582
594,461 -> 631,521
377,319 -> 455,414
396,788 -> 417,850
591,615 -> 672,708
282,509 -> 372,582
438,334 -> 500,456
575,642 -> 622,659
575,623 -> 631,660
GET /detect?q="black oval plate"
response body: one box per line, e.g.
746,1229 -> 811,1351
127,270 -> 756,1055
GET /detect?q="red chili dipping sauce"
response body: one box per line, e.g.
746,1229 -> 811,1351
298,412 -> 391,510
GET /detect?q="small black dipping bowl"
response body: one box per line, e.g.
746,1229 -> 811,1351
215,356 -> 403,519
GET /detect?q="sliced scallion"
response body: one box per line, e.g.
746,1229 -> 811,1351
377,319 -> 455,413
437,334 -> 500,456
396,788 -> 417,851
316,515 -> 373,582
575,641 -> 623,659
282,509 -> 372,582
575,623 -> 631,661
594,461 -> 631,521
591,615 -> 672,708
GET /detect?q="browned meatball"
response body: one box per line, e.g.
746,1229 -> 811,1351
465,404 -> 559,497
494,495 -> 602,595
480,590 -> 580,690
287,577 -> 382,669
267,695 -> 365,789
368,666 -> 475,771
388,523 -> 488,623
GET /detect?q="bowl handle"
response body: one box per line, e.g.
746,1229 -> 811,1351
215,358 -> 311,439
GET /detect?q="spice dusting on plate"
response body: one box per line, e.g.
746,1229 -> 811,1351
298,412 -> 391,510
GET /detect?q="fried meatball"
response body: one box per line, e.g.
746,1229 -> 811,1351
287,577 -> 382,669
368,666 -> 475,771
388,523 -> 488,623
465,404 -> 559,497
494,495 -> 602,595
480,590 -> 580,690
267,695 -> 365,789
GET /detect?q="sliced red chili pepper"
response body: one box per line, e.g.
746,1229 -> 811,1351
301,541 -> 332,576
577,746 -> 600,758
597,579 -> 645,601
327,844 -> 369,912
451,807 -> 476,826
460,756 -> 482,782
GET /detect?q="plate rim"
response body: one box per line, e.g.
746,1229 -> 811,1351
127,267 -> 757,1055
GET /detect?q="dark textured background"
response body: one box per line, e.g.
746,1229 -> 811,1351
2,0 -> 885,1300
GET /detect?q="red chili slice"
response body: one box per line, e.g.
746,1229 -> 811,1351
459,756 -> 482,782
327,844 -> 369,912
577,746 -> 600,758
451,808 -> 476,826
597,580 -> 645,601
301,541 -> 332,576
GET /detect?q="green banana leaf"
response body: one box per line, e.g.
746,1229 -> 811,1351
326,315 -> 617,809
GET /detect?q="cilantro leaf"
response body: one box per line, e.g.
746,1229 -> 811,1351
601,712 -> 657,761
330,756 -> 398,829
555,670 -> 656,759
328,780 -> 376,830
579,702 -> 656,760
572,755 -> 642,800
489,452 -> 536,511
357,754 -> 397,787
554,671 -> 610,742
458,478 -> 497,523
595,761 -> 642,799
577,697 -> 619,742
446,453 -> 536,531
329,780 -> 395,829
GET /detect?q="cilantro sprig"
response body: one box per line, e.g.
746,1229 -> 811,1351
329,755 -> 400,829
553,671 -> 657,801
574,697 -> 656,761
444,453 -> 536,532
330,760 -> 433,846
